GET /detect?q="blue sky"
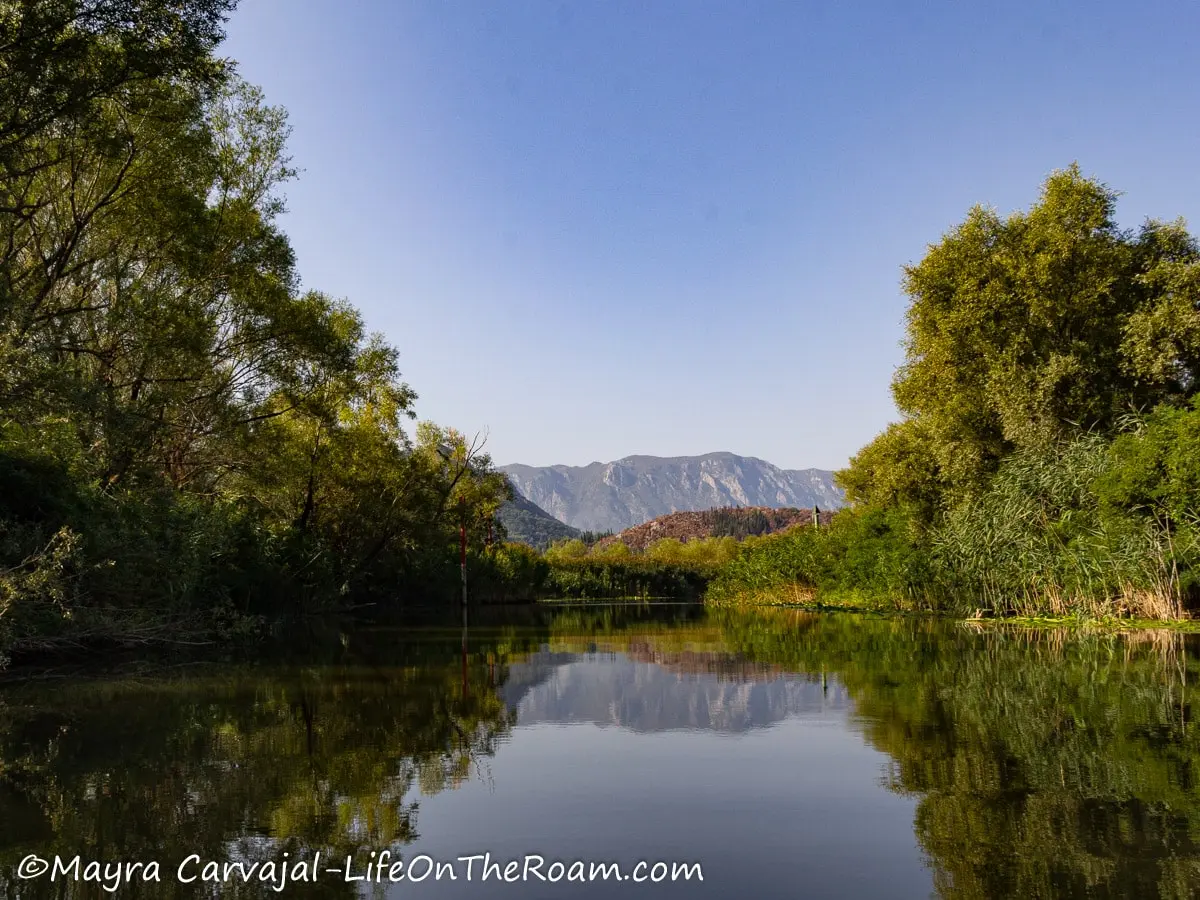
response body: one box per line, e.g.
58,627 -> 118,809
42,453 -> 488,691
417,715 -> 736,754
222,1 -> 1200,470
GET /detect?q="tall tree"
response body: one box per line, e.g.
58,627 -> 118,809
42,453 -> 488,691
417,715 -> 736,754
0,0 -> 232,173
842,165 -> 1200,509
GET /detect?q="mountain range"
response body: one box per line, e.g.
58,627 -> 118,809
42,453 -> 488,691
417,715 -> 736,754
500,452 -> 844,534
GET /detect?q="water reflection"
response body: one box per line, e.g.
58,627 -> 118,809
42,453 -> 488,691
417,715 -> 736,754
504,652 -> 848,731
0,605 -> 1197,898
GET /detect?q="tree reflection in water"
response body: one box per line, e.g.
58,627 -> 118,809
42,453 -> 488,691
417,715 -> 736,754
1,605 -> 1199,898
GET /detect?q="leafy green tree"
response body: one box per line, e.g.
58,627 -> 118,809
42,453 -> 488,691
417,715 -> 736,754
1098,399 -> 1200,529
847,165 -> 1200,508
0,1 -> 232,175
592,539 -> 633,561
544,538 -> 589,562
0,1 -> 524,657
836,419 -> 941,515
1120,222 -> 1200,399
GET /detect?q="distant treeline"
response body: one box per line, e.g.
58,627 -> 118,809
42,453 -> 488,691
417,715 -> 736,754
463,537 -> 735,603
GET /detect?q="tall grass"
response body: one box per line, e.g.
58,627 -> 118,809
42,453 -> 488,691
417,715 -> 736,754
934,436 -> 1192,619
707,433 -> 1199,621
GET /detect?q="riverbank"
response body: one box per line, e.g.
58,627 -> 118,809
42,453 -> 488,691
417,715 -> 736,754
699,569 -> 1200,632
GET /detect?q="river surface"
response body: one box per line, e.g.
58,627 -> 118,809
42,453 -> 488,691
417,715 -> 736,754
1,604 -> 1198,898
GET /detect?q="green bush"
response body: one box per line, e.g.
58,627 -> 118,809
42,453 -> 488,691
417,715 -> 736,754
707,509 -> 934,609
470,543 -> 552,603
544,557 -> 709,600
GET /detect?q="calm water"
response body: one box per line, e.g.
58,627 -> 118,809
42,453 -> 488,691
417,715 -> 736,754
1,604 -> 1199,899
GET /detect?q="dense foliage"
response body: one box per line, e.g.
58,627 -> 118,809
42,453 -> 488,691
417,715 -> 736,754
707,505 -> 933,608
0,1 -> 511,661
533,534 -> 741,600
716,167 -> 1200,619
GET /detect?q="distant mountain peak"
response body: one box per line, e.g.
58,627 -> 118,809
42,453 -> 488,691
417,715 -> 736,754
499,452 -> 844,533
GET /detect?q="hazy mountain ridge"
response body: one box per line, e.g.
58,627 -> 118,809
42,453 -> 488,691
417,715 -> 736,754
500,452 -> 844,533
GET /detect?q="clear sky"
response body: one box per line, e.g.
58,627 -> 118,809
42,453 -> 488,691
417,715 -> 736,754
222,1 -> 1200,470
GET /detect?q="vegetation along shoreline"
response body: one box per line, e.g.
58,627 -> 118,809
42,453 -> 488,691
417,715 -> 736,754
3,4 -> 1200,668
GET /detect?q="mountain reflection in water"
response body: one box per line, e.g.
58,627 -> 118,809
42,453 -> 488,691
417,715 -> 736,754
0,604 -> 1198,899
504,652 -> 849,732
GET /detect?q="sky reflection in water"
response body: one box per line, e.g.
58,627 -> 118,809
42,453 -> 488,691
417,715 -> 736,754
1,604 -> 1198,899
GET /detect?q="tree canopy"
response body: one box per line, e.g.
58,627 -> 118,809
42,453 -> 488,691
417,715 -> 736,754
844,165 -> 1200,510
0,1 -> 511,658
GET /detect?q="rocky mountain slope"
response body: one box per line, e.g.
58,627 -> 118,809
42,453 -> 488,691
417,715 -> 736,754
595,506 -> 836,552
500,452 -> 844,533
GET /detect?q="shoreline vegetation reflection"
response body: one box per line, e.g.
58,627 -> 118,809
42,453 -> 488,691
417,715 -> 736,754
0,604 -> 1197,898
